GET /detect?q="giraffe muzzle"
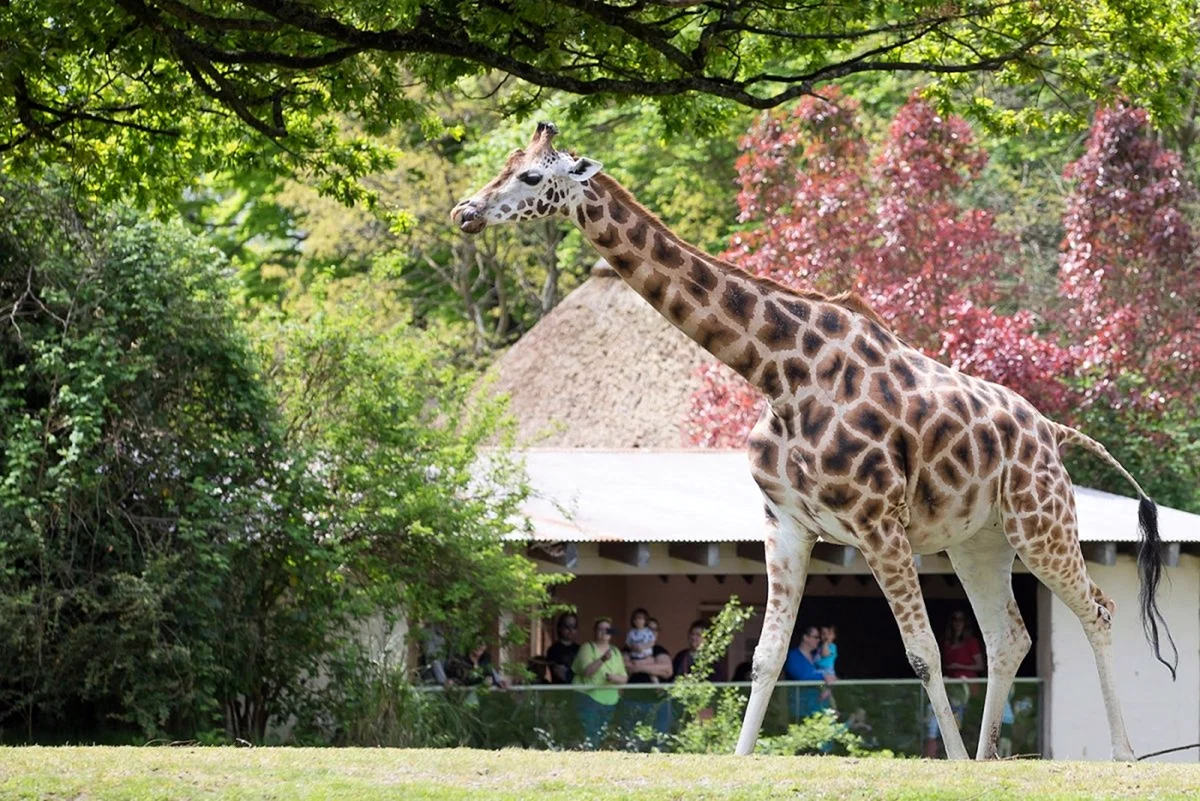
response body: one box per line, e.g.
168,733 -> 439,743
451,202 -> 487,235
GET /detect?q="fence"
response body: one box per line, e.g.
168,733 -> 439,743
408,677 -> 1043,755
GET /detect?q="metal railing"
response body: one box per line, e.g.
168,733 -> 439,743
408,677 -> 1043,755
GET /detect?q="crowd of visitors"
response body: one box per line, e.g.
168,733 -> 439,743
418,606 -> 1010,754
536,610 -> 721,689
537,609 -> 735,743
420,610 -> 728,695
423,609 -> 844,697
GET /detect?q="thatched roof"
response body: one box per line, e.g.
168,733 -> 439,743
485,262 -> 710,448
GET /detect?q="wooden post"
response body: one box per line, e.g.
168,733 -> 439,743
668,542 -> 720,568
598,541 -> 650,567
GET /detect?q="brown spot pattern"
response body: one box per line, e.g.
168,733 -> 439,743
758,301 -> 799,347
722,283 -> 758,325
627,219 -> 648,249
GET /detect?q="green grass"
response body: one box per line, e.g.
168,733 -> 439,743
0,747 -> 1197,800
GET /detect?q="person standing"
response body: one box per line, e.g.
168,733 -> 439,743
673,620 -> 727,680
622,619 -> 674,735
784,625 -> 837,720
572,617 -> 627,746
923,609 -> 984,758
544,612 -> 581,684
451,644 -> 507,689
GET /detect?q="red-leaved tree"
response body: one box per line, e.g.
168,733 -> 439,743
685,91 -> 1078,444
1058,103 -> 1199,409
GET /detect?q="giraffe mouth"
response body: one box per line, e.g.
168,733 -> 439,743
451,203 -> 487,235
460,217 -> 487,234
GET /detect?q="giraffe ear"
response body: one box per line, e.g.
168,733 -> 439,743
567,157 -> 603,182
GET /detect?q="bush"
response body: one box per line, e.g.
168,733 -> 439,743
0,180 -> 284,739
636,598 -> 888,757
0,182 -> 557,743
1064,374 -> 1200,514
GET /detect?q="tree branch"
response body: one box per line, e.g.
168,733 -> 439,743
154,0 -> 278,32
4,0 -> 1156,156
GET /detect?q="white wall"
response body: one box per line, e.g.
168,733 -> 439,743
1041,554 -> 1199,761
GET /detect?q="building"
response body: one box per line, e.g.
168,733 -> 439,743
489,263 -> 1200,761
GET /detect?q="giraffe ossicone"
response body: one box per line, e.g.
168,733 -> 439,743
452,123 -> 1178,762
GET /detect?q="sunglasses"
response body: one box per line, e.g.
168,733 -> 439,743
598,628 -> 612,634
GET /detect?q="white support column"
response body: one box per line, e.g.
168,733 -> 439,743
1043,556 -> 1199,761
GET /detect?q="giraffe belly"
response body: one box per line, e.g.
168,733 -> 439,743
752,457 -> 1002,555
746,407 -> 1001,553
750,462 -> 865,547
767,493 -> 856,545
905,503 -> 1004,554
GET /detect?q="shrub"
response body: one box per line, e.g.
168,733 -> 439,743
0,182 -> 557,742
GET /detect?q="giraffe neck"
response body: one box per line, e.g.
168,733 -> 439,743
573,173 -> 889,402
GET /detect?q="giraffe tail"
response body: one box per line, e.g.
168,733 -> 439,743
1051,422 -> 1179,680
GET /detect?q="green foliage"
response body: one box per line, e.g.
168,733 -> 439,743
3,2 -> 1196,208
303,649 -> 487,748
185,89 -> 745,353
0,179 -> 283,739
255,274 -> 562,656
1064,375 -> 1200,514
0,180 -> 556,743
661,598 -> 754,754
756,709 -> 885,758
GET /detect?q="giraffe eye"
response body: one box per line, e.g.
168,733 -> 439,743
518,171 -> 543,186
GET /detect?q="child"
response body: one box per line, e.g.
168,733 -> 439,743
815,625 -> 838,676
625,607 -> 655,660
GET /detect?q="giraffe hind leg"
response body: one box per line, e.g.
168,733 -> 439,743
1003,479 -> 1134,761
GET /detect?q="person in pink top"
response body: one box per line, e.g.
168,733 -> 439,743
924,609 -> 984,757
943,611 -> 984,679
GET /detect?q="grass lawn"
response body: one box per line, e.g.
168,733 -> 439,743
0,747 -> 1197,801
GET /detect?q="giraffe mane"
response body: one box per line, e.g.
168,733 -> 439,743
744,274 -> 891,331
591,174 -> 893,333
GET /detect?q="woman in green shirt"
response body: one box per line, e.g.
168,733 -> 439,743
572,617 -> 627,746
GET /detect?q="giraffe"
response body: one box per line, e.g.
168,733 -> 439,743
451,122 -> 1179,760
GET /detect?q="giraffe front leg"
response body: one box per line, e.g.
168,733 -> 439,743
734,516 -> 816,756
860,521 -> 970,760
946,530 -> 1031,760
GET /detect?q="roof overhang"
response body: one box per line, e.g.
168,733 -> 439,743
512,448 -> 1200,549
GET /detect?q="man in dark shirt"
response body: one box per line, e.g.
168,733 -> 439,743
544,612 -> 581,684
673,619 -> 727,681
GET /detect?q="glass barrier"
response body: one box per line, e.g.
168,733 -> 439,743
406,678 -> 1042,755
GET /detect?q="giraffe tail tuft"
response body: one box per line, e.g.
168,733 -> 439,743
1053,422 -> 1179,679
1136,495 -> 1179,680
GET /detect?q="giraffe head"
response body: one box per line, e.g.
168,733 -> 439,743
450,122 -> 603,234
